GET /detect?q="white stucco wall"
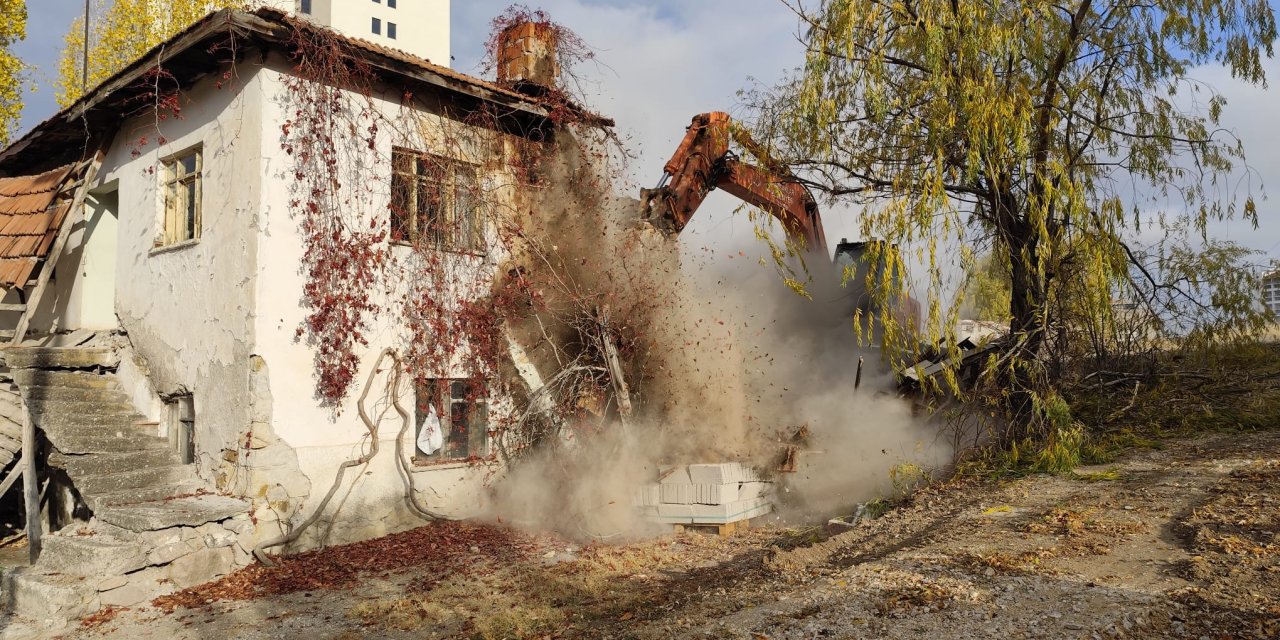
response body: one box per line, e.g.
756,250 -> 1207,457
249,56 -> 519,546
33,47 -> 521,551
26,185 -> 121,334
87,61 -> 267,481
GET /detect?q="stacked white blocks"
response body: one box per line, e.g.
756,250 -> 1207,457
636,462 -> 772,525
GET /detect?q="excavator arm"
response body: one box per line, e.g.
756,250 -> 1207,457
641,112 -> 827,252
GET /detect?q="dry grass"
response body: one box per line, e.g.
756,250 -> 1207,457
345,531 -> 775,639
874,584 -> 956,616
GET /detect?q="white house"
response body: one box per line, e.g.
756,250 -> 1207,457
0,5 -> 598,618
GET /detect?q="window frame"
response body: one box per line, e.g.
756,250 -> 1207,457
387,21 -> 397,39
156,146 -> 203,249
414,378 -> 491,464
372,17 -> 381,35
389,147 -> 485,254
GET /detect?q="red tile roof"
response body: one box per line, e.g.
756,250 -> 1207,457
0,165 -> 74,289
1,8 -> 609,173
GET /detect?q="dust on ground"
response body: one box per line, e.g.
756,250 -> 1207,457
43,428 -> 1280,639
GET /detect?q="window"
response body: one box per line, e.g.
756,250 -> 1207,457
390,147 -> 483,252
299,0 -> 311,13
164,394 -> 195,464
158,147 -> 201,247
388,0 -> 396,7
415,380 -> 489,461
387,22 -> 397,39
372,17 -> 381,35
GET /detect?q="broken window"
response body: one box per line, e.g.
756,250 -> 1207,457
157,147 -> 202,247
414,379 -> 489,462
390,147 -> 483,253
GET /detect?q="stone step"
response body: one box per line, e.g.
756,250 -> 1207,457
95,495 -> 250,532
48,449 -> 180,477
37,410 -> 150,429
3,347 -> 119,371
21,386 -> 125,403
10,369 -> 120,390
41,419 -> 157,440
49,430 -> 169,455
74,465 -> 196,495
25,396 -> 139,417
39,534 -> 148,576
3,568 -> 98,621
84,480 -> 206,512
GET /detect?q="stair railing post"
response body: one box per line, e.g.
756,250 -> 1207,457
22,405 -> 40,563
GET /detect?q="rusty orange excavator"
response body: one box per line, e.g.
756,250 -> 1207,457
640,112 -> 828,253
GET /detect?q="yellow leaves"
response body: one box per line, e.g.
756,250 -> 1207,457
0,0 -> 25,147
56,0 -> 249,107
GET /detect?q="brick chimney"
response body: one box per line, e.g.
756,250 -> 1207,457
496,21 -> 559,88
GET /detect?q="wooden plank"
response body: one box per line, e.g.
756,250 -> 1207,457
11,152 -> 104,346
22,407 -> 39,562
0,303 -> 26,312
0,464 -> 22,500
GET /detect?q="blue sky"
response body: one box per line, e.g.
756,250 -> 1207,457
11,0 -> 1280,269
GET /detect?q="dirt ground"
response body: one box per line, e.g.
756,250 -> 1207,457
29,428 -> 1280,639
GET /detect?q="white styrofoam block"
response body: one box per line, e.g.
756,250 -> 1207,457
659,466 -> 691,485
649,514 -> 694,524
688,497 -> 773,524
737,482 -> 771,500
687,463 -> 741,485
660,483 -> 690,504
657,482 -> 741,505
710,482 -> 739,504
657,503 -> 695,518
633,484 -> 661,507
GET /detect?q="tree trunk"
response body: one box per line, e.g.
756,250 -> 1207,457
998,201 -> 1049,443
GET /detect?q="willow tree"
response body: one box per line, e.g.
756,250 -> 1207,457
755,0 -> 1276,441
0,0 -> 25,146
55,0 -> 249,107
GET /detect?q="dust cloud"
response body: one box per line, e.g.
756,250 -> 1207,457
482,133 -> 951,538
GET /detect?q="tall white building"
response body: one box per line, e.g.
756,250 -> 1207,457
1263,266 -> 1280,316
266,0 -> 451,66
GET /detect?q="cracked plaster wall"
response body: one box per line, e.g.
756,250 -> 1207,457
88,62 -> 276,489
37,53 -> 531,551
251,57 -> 522,548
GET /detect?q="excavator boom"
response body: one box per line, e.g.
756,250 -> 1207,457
642,112 -> 827,252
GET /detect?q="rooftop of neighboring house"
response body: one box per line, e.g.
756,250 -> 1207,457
0,6 -> 607,176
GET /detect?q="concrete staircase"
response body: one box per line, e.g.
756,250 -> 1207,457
1,346 -> 254,625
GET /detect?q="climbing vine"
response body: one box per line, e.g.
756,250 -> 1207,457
278,24 -> 387,404
272,5 -> 649,475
